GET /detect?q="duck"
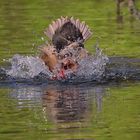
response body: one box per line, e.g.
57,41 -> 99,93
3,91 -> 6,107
39,17 -> 92,79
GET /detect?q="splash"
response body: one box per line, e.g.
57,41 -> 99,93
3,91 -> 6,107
2,53 -> 140,84
5,47 -> 108,82
59,46 -> 109,81
6,54 -> 53,79
75,47 -> 108,80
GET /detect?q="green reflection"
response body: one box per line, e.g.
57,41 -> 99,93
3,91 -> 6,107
0,82 -> 140,140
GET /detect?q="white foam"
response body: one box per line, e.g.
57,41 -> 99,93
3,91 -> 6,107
76,48 -> 108,79
6,54 -> 53,79
6,47 -> 108,81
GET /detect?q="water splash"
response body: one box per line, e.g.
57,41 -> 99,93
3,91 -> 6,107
6,54 -> 53,79
1,54 -> 140,84
75,47 -> 109,80
5,47 -> 108,82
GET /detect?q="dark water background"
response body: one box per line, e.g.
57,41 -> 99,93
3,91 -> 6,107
0,0 -> 140,140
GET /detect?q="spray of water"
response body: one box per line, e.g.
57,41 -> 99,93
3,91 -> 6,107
76,48 -> 109,80
5,46 -> 108,81
59,46 -> 109,81
6,54 -> 53,79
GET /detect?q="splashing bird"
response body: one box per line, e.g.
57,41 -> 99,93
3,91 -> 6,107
39,17 -> 93,79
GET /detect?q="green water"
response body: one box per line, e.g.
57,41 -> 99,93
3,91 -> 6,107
0,0 -> 140,63
0,0 -> 140,140
0,82 -> 140,140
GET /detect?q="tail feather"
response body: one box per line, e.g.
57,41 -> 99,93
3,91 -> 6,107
80,21 -> 85,33
49,24 -> 55,35
44,17 -> 92,42
84,31 -> 92,41
83,25 -> 88,37
75,19 -> 80,29
44,29 -> 51,39
52,21 -> 57,31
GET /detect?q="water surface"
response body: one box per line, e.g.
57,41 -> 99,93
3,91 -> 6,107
0,0 -> 140,140
0,82 -> 140,140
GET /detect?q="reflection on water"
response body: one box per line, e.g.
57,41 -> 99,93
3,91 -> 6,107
42,85 -> 105,124
11,86 -> 43,108
11,84 -> 106,125
1,82 -> 140,140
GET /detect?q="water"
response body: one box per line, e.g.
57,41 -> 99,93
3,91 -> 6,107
0,0 -> 140,140
0,82 -> 140,140
6,54 -> 53,78
0,55 -> 140,84
3,46 -> 108,81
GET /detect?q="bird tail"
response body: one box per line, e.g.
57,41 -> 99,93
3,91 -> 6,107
44,16 -> 93,42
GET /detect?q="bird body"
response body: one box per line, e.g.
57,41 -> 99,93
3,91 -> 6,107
40,17 -> 93,79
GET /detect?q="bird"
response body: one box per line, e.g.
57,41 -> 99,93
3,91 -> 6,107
44,16 -> 92,52
39,17 -> 93,79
